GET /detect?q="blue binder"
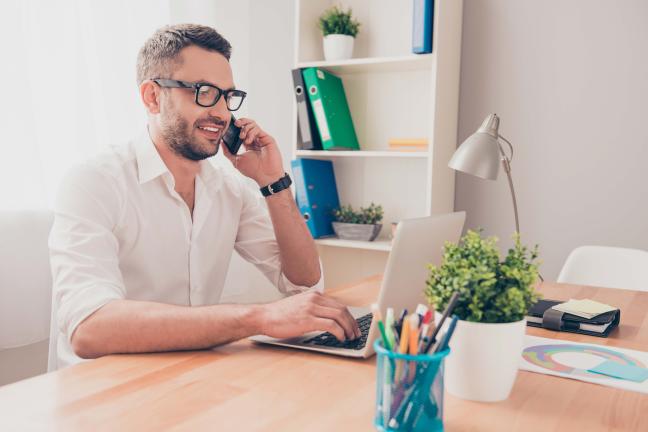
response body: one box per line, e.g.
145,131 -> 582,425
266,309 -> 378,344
412,0 -> 434,54
290,158 -> 340,238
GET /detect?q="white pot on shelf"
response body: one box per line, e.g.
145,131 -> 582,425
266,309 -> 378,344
323,34 -> 354,61
444,318 -> 526,402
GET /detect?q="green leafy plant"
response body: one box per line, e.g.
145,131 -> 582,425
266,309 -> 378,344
318,5 -> 361,37
425,230 -> 541,323
332,203 -> 383,225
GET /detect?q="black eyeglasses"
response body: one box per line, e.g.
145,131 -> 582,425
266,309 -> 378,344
152,79 -> 247,111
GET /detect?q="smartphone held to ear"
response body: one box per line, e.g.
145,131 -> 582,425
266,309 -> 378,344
222,115 -> 243,155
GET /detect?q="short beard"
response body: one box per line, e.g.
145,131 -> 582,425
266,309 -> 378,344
160,107 -> 218,162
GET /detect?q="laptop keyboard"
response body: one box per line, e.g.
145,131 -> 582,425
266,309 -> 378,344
303,313 -> 373,350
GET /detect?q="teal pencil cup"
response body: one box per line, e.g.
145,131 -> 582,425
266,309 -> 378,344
373,340 -> 450,432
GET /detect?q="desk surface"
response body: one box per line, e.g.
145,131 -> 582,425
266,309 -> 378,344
1,277 -> 647,431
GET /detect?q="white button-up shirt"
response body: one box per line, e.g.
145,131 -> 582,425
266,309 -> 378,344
48,129 -> 322,368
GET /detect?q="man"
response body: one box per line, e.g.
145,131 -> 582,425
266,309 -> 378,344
49,23 -> 360,369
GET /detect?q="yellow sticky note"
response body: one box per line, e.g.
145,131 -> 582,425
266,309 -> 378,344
553,299 -> 616,318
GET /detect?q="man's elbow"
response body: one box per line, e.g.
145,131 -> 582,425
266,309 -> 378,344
292,266 -> 322,288
71,324 -> 102,359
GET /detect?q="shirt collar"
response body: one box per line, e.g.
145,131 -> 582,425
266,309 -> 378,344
134,127 -> 223,192
135,128 -> 169,184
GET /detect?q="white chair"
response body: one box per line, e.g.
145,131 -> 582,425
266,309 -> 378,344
0,210 -> 53,386
557,246 -> 648,292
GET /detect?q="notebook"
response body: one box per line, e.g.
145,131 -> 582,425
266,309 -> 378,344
526,299 -> 620,337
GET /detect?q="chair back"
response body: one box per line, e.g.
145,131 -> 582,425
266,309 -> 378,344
0,210 -> 53,384
558,245 -> 648,291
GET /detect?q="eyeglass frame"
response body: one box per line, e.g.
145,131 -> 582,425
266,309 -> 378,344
151,78 -> 247,111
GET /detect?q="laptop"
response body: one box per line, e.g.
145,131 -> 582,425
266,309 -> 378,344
250,212 -> 466,358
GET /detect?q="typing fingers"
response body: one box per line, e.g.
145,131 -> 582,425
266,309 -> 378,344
312,295 -> 360,335
311,305 -> 358,341
310,317 -> 346,342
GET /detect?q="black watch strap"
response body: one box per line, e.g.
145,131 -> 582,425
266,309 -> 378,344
260,173 -> 292,197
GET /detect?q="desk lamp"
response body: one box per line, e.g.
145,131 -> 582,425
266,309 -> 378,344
449,113 -> 543,280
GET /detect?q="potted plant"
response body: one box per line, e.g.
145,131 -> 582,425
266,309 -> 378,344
318,5 -> 361,61
425,230 -> 540,402
331,203 -> 383,241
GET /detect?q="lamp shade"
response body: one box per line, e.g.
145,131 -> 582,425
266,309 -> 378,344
448,114 -> 502,180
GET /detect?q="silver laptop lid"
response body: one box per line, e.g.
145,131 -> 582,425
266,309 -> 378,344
376,212 -> 466,318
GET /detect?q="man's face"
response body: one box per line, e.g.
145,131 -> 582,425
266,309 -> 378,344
158,45 -> 235,161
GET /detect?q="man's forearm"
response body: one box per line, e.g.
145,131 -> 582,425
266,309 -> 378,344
71,299 -> 261,359
264,189 -> 321,286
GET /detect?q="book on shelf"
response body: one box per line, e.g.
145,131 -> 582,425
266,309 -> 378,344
302,67 -> 360,151
412,0 -> 434,54
290,158 -> 340,239
388,138 -> 428,152
291,68 -> 322,150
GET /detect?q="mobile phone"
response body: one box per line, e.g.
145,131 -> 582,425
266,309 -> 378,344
222,115 -> 243,155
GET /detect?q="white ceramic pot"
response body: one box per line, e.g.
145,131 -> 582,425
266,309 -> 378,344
444,319 -> 526,402
323,34 -> 354,61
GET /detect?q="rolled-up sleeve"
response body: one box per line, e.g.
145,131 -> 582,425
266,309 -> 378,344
233,182 -> 324,295
48,164 -> 127,345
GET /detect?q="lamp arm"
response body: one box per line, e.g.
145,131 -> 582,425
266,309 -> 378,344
498,135 -> 544,282
500,156 -> 520,235
499,135 -> 514,162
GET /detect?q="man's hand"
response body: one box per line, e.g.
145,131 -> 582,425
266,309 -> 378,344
257,291 -> 362,341
221,117 -> 285,187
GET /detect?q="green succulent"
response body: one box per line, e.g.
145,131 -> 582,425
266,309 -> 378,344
332,203 -> 383,225
318,5 -> 361,37
425,230 -> 541,323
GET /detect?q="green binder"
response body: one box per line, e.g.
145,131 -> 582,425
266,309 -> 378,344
301,67 -> 360,151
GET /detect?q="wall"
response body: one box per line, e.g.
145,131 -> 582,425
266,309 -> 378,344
455,0 -> 648,279
170,0 -> 295,303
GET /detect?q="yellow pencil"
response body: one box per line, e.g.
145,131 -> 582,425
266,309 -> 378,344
407,315 -> 420,383
395,317 -> 410,383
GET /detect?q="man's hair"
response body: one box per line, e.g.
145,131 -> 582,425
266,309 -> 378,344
136,23 -> 232,85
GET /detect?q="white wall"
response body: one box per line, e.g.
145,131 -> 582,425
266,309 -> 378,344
170,0 -> 295,303
174,0 -> 648,286
455,0 -> 648,280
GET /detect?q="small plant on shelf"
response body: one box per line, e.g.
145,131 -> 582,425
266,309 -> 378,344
318,5 -> 361,37
317,5 -> 361,61
332,203 -> 383,225
331,203 -> 383,241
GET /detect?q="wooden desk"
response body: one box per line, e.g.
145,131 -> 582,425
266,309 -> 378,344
1,277 -> 647,431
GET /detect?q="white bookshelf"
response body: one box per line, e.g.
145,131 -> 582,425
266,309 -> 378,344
296,54 -> 435,74
314,238 -> 393,252
291,0 -> 464,289
295,150 -> 429,159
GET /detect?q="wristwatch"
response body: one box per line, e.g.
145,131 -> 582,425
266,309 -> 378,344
260,173 -> 292,197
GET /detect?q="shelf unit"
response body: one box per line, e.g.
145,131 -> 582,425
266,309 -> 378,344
295,150 -> 428,159
314,238 -> 393,252
291,0 -> 464,289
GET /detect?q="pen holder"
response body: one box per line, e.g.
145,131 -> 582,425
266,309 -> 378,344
373,340 -> 450,432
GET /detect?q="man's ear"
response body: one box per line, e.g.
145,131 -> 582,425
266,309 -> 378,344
140,80 -> 161,114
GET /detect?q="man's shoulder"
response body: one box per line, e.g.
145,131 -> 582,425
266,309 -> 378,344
84,139 -> 138,180
61,138 -> 138,194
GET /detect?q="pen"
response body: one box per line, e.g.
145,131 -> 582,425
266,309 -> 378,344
421,291 -> 460,354
408,314 -> 420,355
432,315 -> 458,353
398,309 -> 407,326
394,316 -> 410,383
372,303 -> 392,351
396,308 -> 408,335
407,314 -> 420,384
386,308 -> 396,349
417,311 -> 432,350
415,304 -> 428,323
392,323 -> 400,347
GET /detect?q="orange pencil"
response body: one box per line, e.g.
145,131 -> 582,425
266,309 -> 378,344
407,315 -> 420,383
